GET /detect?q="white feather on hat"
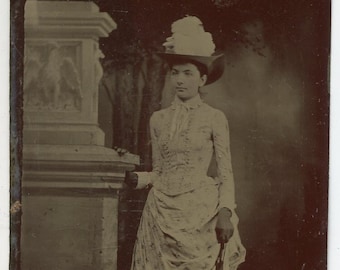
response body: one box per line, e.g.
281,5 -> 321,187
162,16 -> 216,57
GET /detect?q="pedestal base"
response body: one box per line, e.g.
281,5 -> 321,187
21,194 -> 118,270
21,144 -> 139,270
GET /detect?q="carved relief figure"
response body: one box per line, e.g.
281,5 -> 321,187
24,42 -> 82,111
94,43 -> 105,88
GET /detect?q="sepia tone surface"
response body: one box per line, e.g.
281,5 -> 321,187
11,0 -> 330,269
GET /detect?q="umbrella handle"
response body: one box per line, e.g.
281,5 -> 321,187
215,243 -> 225,270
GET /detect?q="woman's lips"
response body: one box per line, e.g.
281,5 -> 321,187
176,87 -> 186,91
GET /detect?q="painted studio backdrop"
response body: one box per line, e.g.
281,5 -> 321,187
13,0 -> 329,270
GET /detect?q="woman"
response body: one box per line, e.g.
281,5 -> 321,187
126,16 -> 245,270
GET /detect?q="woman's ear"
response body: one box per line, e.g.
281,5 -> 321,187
200,74 -> 207,87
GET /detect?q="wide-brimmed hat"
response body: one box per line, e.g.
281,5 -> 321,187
158,52 -> 224,85
157,16 -> 224,85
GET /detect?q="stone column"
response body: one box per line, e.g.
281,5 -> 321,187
21,1 -> 138,270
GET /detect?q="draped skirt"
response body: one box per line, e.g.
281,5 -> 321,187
130,185 -> 246,270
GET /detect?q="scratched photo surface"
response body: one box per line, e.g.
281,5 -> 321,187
11,0 -> 330,270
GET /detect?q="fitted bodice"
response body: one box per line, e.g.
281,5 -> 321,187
149,97 -> 235,206
157,106 -> 214,176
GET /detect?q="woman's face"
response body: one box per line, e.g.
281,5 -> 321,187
170,63 -> 207,101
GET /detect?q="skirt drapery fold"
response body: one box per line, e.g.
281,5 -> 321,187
131,185 -> 246,270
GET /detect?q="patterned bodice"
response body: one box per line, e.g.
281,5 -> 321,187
149,95 -> 236,210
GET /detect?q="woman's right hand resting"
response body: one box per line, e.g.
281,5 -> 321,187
125,171 -> 138,188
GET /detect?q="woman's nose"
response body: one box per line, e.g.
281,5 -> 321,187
176,74 -> 184,85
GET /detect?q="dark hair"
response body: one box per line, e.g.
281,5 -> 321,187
167,59 -> 208,77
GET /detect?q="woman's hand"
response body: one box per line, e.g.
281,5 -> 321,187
215,208 -> 234,243
125,171 -> 138,188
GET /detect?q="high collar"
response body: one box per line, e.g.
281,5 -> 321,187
171,94 -> 203,110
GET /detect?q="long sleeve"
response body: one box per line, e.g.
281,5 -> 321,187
132,113 -> 161,189
212,110 -> 236,211
149,112 -> 162,184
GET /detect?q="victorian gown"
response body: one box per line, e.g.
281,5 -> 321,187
131,95 -> 246,270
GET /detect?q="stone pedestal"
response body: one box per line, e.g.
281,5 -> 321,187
21,2 -> 138,270
23,0 -> 116,144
